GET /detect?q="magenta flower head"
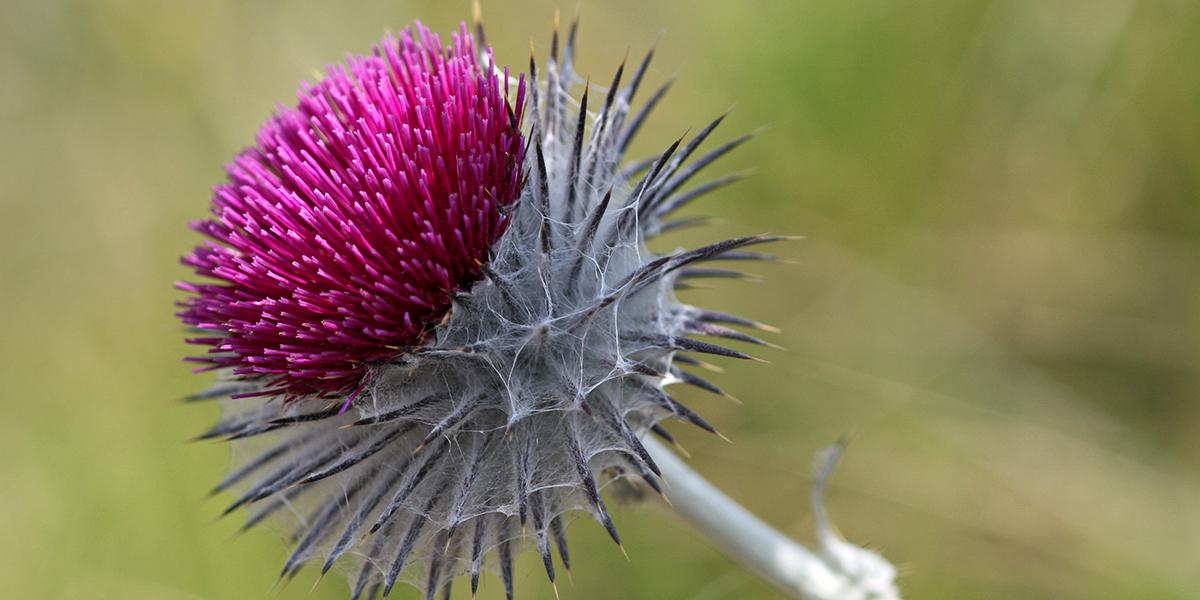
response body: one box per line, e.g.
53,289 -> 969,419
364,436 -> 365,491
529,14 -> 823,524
179,23 -> 525,401
181,14 -> 797,600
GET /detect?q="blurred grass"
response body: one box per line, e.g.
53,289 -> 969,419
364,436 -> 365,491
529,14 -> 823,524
1,0 -> 1198,598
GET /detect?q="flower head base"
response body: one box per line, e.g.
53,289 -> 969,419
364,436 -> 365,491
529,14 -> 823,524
186,16 -> 783,600
179,23 -> 525,399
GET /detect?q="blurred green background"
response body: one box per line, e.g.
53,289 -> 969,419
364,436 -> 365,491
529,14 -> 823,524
2,0 -> 1198,598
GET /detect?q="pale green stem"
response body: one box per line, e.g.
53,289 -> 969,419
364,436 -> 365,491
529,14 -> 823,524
643,437 -> 901,600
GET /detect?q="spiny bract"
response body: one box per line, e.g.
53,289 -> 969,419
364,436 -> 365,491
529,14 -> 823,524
183,16 -> 784,600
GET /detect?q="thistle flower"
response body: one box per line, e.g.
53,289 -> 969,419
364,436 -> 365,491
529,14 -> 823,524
182,16 -> 795,600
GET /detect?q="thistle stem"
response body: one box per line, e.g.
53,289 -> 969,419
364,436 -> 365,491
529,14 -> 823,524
643,437 -> 901,600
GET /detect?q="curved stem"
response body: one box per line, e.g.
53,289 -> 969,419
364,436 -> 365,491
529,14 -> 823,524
644,436 -> 901,600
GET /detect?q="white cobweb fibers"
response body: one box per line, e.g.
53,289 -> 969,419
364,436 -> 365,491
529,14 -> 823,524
196,17 -> 785,600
